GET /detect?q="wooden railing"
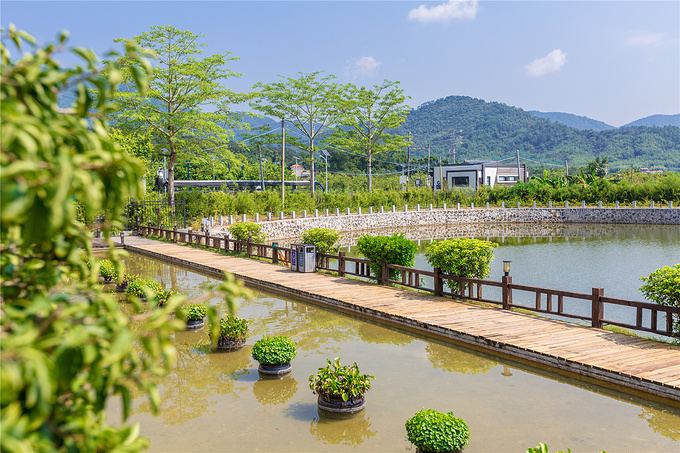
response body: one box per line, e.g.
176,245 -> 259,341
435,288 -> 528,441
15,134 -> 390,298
138,224 -> 680,339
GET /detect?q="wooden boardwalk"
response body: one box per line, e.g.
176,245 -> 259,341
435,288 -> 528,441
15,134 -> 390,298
116,236 -> 680,403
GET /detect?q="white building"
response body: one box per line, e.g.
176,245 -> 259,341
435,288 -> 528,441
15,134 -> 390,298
430,161 -> 529,191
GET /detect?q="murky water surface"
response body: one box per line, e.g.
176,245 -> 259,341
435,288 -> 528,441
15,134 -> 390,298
105,252 -> 680,452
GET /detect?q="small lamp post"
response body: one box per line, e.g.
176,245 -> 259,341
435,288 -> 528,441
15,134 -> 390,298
503,260 -> 511,277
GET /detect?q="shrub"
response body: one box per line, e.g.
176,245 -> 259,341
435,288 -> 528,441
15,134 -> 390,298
405,409 -> 470,453
252,336 -> 297,365
157,288 -> 177,307
425,238 -> 498,294
356,233 -> 417,281
99,259 -> 117,281
309,357 -> 374,402
126,278 -> 163,299
182,303 -> 207,322
640,264 -> 680,333
228,222 -> 266,243
118,273 -> 137,286
301,228 -> 342,254
209,314 -> 248,342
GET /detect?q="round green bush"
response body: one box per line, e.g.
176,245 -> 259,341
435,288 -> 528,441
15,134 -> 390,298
182,303 -> 207,322
209,315 -> 248,341
405,409 -> 470,452
252,336 -> 297,365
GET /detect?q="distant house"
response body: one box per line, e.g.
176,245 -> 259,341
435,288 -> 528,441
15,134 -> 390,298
429,161 -> 529,191
290,163 -> 310,179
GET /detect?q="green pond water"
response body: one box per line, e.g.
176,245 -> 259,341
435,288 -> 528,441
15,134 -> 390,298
104,252 -> 680,452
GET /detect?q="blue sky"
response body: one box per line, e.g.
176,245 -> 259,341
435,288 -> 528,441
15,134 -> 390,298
2,1 -> 679,126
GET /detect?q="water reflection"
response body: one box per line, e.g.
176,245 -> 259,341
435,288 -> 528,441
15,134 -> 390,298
253,376 -> 298,406
638,407 -> 680,441
426,342 -> 496,375
357,322 -> 414,346
309,410 -> 377,446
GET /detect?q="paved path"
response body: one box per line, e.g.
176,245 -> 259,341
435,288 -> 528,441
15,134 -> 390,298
115,235 -> 680,403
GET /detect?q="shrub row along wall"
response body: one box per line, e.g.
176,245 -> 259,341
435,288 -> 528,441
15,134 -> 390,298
212,207 -> 680,240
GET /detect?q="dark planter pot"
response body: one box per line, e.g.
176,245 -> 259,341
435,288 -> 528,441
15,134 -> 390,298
116,284 -> 128,293
415,448 -> 463,453
317,394 -> 365,414
186,318 -> 205,330
214,338 -> 246,351
258,362 -> 292,376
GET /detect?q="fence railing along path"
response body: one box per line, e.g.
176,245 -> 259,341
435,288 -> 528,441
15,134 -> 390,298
138,223 -> 680,340
121,231 -> 680,402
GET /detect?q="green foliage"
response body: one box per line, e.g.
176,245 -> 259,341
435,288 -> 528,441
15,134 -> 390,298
251,336 -> 297,365
301,228 -> 342,254
98,259 -> 117,281
332,80 -> 410,191
181,303 -> 207,322
1,26 -> 183,452
357,233 -> 417,281
125,278 -> 162,299
228,221 -> 266,242
309,358 -> 374,402
251,71 -> 341,196
405,409 -> 470,453
118,272 -> 137,286
209,314 -> 248,342
105,25 -> 246,204
425,238 -> 498,293
156,288 -> 177,307
640,264 -> 680,333
526,443 -> 574,453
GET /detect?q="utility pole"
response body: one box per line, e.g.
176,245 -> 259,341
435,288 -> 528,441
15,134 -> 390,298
516,149 -> 522,183
565,160 -> 569,176
427,143 -> 431,187
281,118 -> 285,205
407,132 -> 412,186
258,144 -> 265,191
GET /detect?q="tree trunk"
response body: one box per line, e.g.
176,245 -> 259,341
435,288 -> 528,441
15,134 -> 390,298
168,144 -> 177,211
367,152 -> 373,192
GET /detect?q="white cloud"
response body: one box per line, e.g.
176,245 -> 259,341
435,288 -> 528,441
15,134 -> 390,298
525,49 -> 566,77
626,31 -> 665,48
407,0 -> 478,24
345,56 -> 382,79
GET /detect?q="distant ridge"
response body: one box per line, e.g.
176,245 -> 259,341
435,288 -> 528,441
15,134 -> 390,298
527,111 -> 614,131
622,114 -> 680,128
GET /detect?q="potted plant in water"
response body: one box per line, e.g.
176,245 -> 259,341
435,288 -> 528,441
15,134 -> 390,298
116,273 -> 137,293
182,303 -> 207,329
99,259 -> 117,282
156,288 -> 176,307
252,336 -> 297,376
309,357 -> 374,414
405,409 -> 470,452
125,278 -> 162,301
209,314 -> 248,351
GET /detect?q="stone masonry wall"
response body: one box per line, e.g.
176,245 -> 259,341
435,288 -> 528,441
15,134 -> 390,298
211,207 -> 679,240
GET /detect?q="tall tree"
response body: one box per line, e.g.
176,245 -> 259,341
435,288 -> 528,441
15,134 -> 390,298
332,80 -> 409,191
250,72 -> 340,196
106,25 -> 246,205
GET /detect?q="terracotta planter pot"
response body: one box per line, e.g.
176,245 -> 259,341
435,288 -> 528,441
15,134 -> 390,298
317,393 -> 365,414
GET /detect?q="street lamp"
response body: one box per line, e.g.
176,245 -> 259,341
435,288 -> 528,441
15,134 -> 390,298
503,260 -> 511,277
294,156 -> 299,181
320,149 -> 330,193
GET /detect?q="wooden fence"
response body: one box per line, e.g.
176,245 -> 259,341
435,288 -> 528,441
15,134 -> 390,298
138,223 -> 680,339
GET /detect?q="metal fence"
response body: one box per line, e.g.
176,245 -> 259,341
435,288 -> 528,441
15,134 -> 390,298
125,194 -> 186,230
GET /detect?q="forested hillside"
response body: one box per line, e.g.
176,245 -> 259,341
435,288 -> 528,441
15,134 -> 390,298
396,96 -> 679,171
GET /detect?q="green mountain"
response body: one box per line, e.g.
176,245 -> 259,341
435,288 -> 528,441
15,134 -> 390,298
396,96 -> 679,171
527,111 -> 615,131
623,114 -> 680,128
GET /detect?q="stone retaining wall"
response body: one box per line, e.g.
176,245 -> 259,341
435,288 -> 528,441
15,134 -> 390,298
212,207 -> 679,240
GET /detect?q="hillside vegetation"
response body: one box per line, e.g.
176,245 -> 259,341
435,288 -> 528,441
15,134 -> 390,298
396,96 -> 679,171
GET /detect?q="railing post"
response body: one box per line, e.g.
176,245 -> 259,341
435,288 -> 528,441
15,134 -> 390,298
247,236 -> 253,257
591,287 -> 604,328
381,258 -> 389,285
205,230 -> 210,247
434,267 -> 443,297
502,275 -> 513,310
272,243 -> 279,264
147,222 -> 151,236
173,226 -> 177,243
338,251 -> 346,277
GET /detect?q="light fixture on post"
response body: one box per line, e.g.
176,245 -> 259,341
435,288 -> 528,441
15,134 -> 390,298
503,260 -> 511,277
